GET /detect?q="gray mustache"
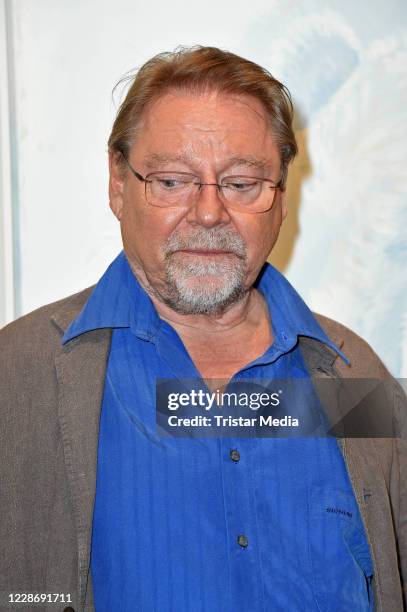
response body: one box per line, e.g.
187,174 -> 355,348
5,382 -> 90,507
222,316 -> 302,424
165,229 -> 246,258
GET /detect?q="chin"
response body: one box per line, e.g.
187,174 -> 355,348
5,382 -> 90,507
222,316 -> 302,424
164,273 -> 245,315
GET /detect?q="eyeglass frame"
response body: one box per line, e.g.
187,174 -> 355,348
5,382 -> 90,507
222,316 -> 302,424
119,151 -> 283,213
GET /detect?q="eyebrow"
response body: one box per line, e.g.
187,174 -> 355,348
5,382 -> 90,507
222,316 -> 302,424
144,153 -> 191,168
143,153 -> 270,171
226,156 -> 269,170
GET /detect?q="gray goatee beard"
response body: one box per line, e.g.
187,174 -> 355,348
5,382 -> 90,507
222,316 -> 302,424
161,227 -> 247,315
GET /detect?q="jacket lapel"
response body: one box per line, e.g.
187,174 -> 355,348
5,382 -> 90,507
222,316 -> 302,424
51,291 -> 112,610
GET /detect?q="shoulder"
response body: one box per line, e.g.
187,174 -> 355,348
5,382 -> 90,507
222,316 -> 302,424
0,286 -> 94,363
313,313 -> 391,378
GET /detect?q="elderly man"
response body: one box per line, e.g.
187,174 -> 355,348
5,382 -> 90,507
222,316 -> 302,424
1,46 -> 406,612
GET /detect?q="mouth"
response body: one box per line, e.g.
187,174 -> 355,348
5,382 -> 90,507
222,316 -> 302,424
173,249 -> 238,257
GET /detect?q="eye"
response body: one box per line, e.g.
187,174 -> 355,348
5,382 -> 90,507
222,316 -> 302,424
157,178 -> 184,189
151,174 -> 193,190
222,178 -> 259,191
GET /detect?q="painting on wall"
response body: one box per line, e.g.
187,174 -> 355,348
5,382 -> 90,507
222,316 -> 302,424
253,1 -> 407,376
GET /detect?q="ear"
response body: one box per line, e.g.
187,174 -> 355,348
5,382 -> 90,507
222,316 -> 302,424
109,150 -> 126,221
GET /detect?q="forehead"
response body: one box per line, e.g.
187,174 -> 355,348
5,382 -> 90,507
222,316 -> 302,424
132,90 -> 280,168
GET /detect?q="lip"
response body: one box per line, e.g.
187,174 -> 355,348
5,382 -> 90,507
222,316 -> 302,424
174,249 -> 235,256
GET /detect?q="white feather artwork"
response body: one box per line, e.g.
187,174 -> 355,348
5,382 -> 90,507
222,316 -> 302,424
248,4 -> 407,376
290,36 -> 407,378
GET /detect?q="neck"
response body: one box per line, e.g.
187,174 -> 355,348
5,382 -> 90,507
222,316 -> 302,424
127,257 -> 274,382
151,286 -> 261,334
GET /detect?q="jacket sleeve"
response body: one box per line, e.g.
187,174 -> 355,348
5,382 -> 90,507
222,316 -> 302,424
315,313 -> 407,609
392,380 -> 407,609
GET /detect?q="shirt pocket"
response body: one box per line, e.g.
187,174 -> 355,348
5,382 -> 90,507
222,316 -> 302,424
308,486 -> 374,612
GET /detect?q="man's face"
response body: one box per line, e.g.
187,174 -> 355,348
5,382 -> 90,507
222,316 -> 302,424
109,90 -> 286,314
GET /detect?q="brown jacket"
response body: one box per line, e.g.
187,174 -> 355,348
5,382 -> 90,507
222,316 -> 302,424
0,287 -> 406,612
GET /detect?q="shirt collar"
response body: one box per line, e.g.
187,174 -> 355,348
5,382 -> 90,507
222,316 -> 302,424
62,250 -> 348,364
62,251 -> 161,344
254,264 -> 349,364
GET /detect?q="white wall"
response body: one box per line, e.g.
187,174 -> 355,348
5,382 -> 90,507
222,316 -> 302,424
1,0 -> 407,375
0,0 -> 15,325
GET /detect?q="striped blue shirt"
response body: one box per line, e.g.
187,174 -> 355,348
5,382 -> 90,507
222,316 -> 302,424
63,251 -> 374,611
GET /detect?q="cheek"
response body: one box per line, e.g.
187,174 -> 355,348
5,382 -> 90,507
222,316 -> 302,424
121,200 -> 186,260
243,216 -> 277,254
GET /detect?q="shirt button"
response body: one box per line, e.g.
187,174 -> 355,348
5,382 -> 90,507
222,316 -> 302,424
237,534 -> 249,548
230,449 -> 240,462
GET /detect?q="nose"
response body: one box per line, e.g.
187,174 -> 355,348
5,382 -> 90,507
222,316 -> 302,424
185,182 -> 231,228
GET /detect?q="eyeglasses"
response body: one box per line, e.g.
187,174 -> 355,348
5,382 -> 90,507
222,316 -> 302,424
121,154 -> 282,213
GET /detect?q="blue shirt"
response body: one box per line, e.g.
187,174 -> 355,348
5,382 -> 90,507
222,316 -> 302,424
63,251 -> 374,612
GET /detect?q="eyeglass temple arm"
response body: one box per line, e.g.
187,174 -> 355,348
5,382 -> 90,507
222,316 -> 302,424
119,151 -> 147,183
